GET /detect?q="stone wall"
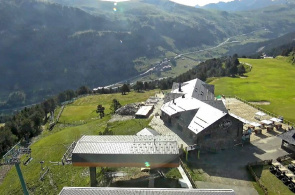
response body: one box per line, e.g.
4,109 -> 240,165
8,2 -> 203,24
195,115 -> 243,150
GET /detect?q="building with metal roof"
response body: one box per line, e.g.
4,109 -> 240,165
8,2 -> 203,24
171,79 -> 215,101
161,78 -> 243,151
135,105 -> 154,118
279,129 -> 295,153
72,135 -> 179,168
59,187 -> 235,195
136,128 -> 160,136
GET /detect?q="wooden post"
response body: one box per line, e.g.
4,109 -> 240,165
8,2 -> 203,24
89,167 -> 97,187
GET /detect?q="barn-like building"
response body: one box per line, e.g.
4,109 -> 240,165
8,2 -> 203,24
161,79 -> 243,150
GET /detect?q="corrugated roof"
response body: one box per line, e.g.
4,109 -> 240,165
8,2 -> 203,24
59,187 -> 235,195
73,135 -> 179,155
135,105 -> 153,116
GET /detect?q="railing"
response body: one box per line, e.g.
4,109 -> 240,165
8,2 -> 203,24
179,159 -> 197,189
247,160 -> 272,195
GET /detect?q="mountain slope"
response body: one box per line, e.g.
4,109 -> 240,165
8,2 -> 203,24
1,0 -> 295,107
201,0 -> 292,12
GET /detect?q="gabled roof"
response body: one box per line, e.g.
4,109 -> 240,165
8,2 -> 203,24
188,103 -> 227,135
279,130 -> 295,145
171,79 -> 215,101
59,187 -> 235,195
161,97 -> 227,135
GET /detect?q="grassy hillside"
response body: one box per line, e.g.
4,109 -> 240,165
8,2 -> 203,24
0,90 -> 157,195
211,57 -> 295,122
2,0 -> 295,107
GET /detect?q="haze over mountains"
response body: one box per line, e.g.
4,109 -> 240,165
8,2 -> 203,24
200,0 -> 294,11
1,0 -> 295,109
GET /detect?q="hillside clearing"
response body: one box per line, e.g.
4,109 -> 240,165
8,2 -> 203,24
0,90 -> 158,195
211,57 -> 295,122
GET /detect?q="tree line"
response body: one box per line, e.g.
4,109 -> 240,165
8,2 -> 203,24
0,85 -> 96,155
151,55 -> 245,90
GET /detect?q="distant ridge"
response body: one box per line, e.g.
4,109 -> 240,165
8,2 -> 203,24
201,0 -> 291,12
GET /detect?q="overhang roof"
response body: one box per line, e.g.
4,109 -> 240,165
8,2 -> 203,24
279,130 -> 295,145
59,187 -> 235,195
73,135 -> 179,155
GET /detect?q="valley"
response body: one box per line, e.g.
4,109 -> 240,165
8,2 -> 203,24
1,0 -> 295,109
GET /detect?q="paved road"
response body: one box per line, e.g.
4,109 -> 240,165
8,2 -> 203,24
189,136 -> 287,195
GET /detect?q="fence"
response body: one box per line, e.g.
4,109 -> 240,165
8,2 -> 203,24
247,160 -> 272,195
56,105 -> 65,123
229,95 -> 295,127
179,159 -> 197,189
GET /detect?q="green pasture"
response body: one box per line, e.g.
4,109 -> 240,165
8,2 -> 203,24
211,57 -> 295,122
0,91 -> 157,195
252,165 -> 292,195
59,90 -> 157,123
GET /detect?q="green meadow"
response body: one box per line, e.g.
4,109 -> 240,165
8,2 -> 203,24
211,57 -> 295,122
0,90 -> 157,195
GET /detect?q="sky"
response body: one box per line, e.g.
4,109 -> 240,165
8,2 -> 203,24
170,0 -> 235,7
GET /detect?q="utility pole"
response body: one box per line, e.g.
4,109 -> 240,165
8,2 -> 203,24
1,142 -> 31,195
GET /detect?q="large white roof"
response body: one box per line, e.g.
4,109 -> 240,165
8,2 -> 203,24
135,105 -> 153,116
161,97 -> 200,116
188,103 -> 226,134
161,96 -> 227,135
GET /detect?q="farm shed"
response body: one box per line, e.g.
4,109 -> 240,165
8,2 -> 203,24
59,187 -> 235,195
135,105 -> 154,118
